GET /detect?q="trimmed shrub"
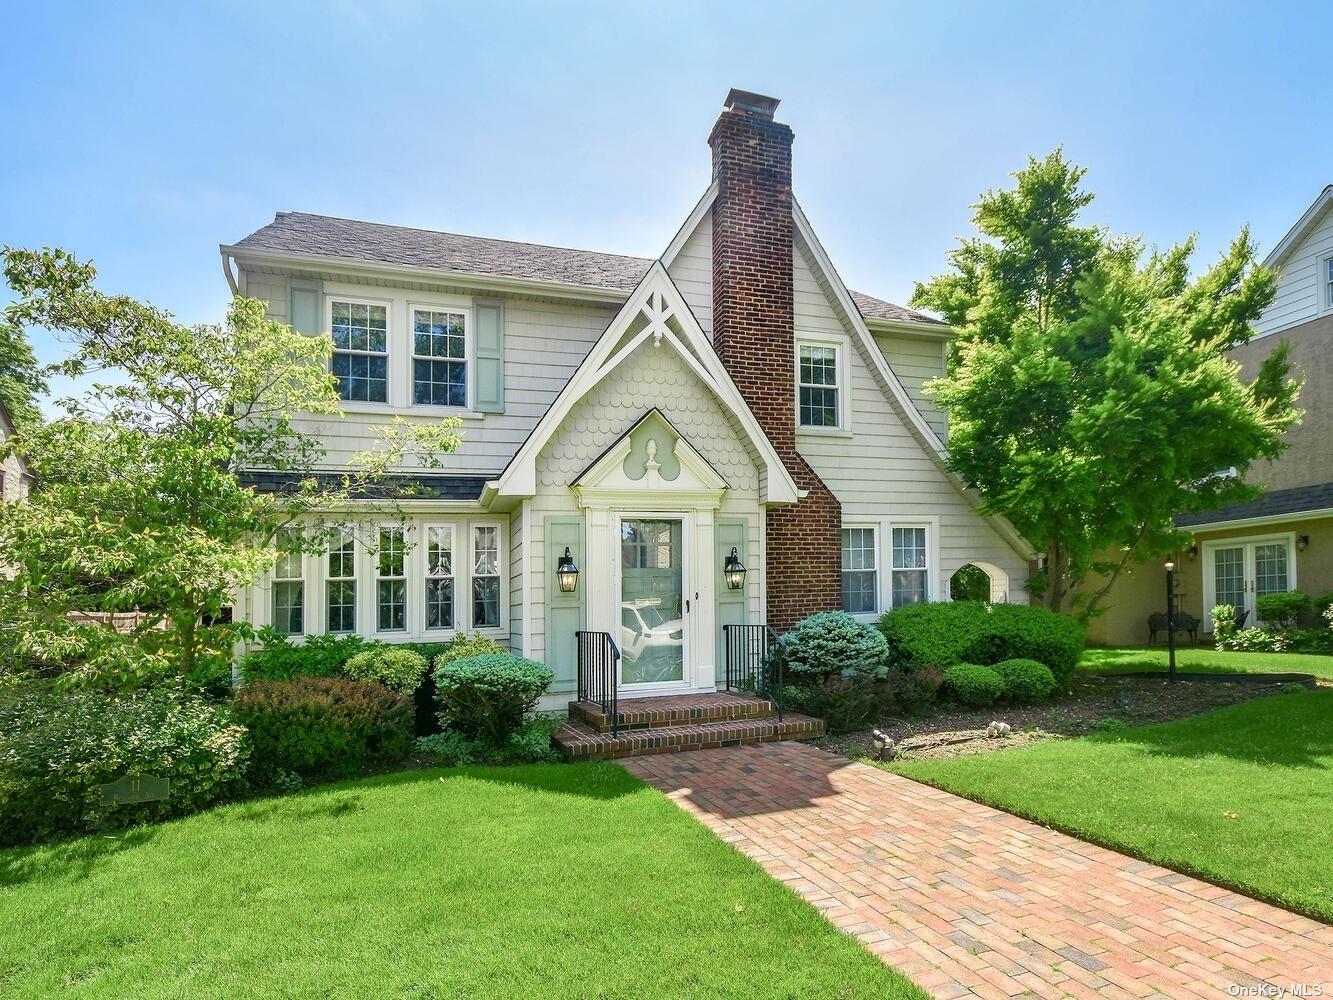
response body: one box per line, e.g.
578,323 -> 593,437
777,612 -> 889,681
993,658 -> 1057,703
433,633 -> 507,667
783,676 -> 897,733
879,602 -> 1084,684
1255,590 -> 1311,631
239,631 -> 379,681
941,663 -> 1005,706
344,647 -> 429,694
887,664 -> 945,712
0,686 -> 250,846
417,717 -> 562,766
232,677 -> 413,780
433,654 -> 554,746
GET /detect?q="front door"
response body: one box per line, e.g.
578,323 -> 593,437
617,515 -> 689,689
1207,536 -> 1294,625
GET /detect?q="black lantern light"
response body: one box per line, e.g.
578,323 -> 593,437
556,547 -> 579,594
723,546 -> 747,591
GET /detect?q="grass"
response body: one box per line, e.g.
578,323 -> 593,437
1080,644 -> 1333,681
890,690 -> 1333,922
0,763 -> 924,1000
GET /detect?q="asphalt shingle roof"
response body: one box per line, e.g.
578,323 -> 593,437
1175,481 -> 1333,528
232,212 -> 943,326
238,470 -> 488,502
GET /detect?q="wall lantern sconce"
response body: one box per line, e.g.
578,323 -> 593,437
723,547 -> 747,591
1297,535 -> 1310,552
556,547 -> 579,594
1187,545 -> 1198,560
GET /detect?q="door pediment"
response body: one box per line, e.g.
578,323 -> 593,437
572,409 -> 728,510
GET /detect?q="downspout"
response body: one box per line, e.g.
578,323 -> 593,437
220,249 -> 240,296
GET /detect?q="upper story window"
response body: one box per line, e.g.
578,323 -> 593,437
797,340 -> 843,429
413,309 -> 468,407
330,300 -> 388,403
1325,256 -> 1333,312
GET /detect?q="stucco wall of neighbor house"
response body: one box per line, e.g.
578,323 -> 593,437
528,338 -> 763,671
1230,312 -> 1333,492
238,266 -> 618,475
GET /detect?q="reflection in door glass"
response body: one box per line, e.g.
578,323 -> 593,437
1213,547 -> 1246,610
620,518 -> 684,685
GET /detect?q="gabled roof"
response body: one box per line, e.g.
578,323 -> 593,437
226,211 -> 938,326
1176,481 -> 1333,530
1263,184 -> 1333,269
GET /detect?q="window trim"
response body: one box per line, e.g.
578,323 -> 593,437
327,294 -> 393,409
794,332 -> 852,434
1322,253 -> 1333,315
423,523 -> 457,632
890,524 -> 932,610
840,523 -> 880,621
271,529 -> 306,637
408,302 -> 474,412
375,524 -> 409,634
840,516 -> 939,618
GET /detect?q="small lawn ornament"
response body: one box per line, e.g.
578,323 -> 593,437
985,721 -> 1012,739
870,729 -> 896,761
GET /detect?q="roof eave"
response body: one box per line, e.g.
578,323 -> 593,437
863,315 -> 954,339
1261,184 -> 1333,269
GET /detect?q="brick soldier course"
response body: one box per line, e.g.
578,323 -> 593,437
625,742 -> 1333,1000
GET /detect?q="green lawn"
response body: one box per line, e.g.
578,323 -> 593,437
0,764 -> 923,1000
1081,644 -> 1333,681
891,690 -> 1333,921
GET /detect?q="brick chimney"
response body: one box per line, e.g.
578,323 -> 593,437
709,88 -> 842,630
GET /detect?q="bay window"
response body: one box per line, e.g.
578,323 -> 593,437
425,525 -> 455,630
272,530 -> 304,636
471,525 -> 501,628
325,526 -> 357,634
376,526 -> 407,631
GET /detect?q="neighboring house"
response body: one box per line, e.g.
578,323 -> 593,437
1090,185 -> 1333,644
0,399 -> 33,504
222,89 -> 1034,708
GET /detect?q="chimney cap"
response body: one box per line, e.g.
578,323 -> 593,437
723,88 -> 780,119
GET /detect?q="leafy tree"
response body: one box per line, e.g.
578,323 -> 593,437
0,248 -> 462,688
0,308 -> 46,434
912,151 -> 1301,618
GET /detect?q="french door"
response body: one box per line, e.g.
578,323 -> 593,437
1204,535 -> 1295,625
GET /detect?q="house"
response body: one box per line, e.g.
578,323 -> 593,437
1089,185 -> 1333,644
0,399 -> 33,504
221,89 -> 1034,716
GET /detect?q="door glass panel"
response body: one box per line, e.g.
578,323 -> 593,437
620,518 -> 684,685
1254,543 -> 1289,600
1213,547 -> 1246,609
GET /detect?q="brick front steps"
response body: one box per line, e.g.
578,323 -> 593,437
552,692 -> 825,761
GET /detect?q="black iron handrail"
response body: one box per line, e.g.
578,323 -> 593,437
575,630 -> 621,736
722,623 -> 784,721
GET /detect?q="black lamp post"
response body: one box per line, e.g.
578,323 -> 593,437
723,547 -> 747,591
1165,558 -> 1178,684
556,547 -> 579,594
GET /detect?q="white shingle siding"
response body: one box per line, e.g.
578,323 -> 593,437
667,210 -> 714,335
1258,204 -> 1333,337
873,333 -> 947,439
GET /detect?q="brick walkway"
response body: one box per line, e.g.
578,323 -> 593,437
623,742 -> 1333,1000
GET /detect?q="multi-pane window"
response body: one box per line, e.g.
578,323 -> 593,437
1254,542 -> 1290,599
1213,546 -> 1246,610
1325,257 -> 1333,310
272,530 -> 304,636
891,527 -> 929,607
325,526 -> 357,634
331,301 -> 389,403
413,309 -> 467,406
841,527 -> 878,615
621,520 -> 676,569
425,525 -> 455,630
376,526 -> 407,631
472,525 -> 501,628
798,343 -> 840,428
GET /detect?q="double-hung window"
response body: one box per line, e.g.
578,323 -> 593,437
412,308 -> 467,406
471,525 -> 501,628
1325,256 -> 1333,312
330,300 -> 389,403
891,527 -> 929,607
841,527 -> 878,616
376,526 -> 407,631
797,341 -> 841,428
272,530 -> 304,636
425,525 -> 455,630
325,526 -> 357,634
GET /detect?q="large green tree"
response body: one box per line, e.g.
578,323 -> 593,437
912,151 -> 1301,618
0,248 -> 461,688
0,308 -> 46,434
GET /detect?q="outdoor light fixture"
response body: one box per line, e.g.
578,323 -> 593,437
1164,559 -> 1178,684
723,546 -> 747,591
1164,559 -> 1175,573
556,547 -> 579,594
1187,545 -> 1199,560
1297,535 -> 1310,552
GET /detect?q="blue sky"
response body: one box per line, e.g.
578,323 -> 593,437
3,1 -> 1330,406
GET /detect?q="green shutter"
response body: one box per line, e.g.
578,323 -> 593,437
288,279 -> 323,335
474,298 -> 505,413
715,519 -> 748,670
545,515 -> 585,693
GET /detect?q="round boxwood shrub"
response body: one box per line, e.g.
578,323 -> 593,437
879,601 -> 1084,685
0,685 -> 250,846
343,646 -> 429,693
434,632 -> 508,667
777,611 -> 889,681
433,653 -> 554,746
232,676 -> 413,780
941,663 -> 1005,706
992,658 -> 1057,703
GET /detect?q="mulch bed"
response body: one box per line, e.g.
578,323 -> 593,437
816,672 -> 1299,762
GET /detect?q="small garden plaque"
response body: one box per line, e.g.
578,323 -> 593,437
101,775 -> 169,807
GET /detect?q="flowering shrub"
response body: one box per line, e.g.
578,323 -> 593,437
0,686 -> 250,846
1216,626 -> 1289,653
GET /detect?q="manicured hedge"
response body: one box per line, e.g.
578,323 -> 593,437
941,663 -> 1005,706
433,653 -> 553,746
992,658 -> 1057,703
878,601 -> 1084,684
0,686 -> 250,846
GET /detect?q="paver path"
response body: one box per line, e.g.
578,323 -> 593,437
623,742 -> 1333,1000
